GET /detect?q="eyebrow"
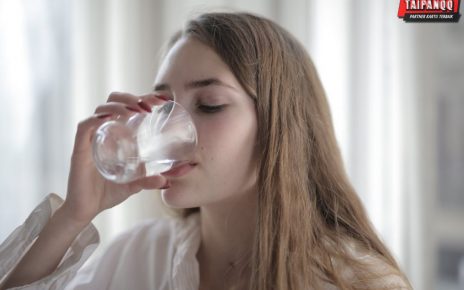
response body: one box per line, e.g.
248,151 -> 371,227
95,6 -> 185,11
153,78 -> 237,92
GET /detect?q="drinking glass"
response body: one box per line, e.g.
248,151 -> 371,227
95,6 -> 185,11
92,100 -> 197,183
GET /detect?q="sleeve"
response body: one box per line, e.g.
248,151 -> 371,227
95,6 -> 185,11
0,193 -> 100,290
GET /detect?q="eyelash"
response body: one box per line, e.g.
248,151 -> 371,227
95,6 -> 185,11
197,104 -> 225,114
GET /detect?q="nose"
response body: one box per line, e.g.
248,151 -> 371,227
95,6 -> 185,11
169,91 -> 194,117
161,90 -> 198,130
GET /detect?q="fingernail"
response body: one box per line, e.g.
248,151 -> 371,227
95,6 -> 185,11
155,95 -> 170,101
125,106 -> 141,113
137,100 -> 152,112
96,113 -> 113,119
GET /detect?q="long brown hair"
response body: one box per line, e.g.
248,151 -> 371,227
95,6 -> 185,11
163,12 -> 411,290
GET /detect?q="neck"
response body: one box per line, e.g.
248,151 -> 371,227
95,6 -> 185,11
196,188 -> 257,289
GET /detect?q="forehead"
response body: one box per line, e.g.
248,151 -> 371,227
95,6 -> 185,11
154,37 -> 236,88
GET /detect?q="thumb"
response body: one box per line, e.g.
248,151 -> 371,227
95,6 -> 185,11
130,175 -> 169,190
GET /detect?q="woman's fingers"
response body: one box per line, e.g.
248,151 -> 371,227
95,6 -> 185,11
94,102 -> 143,115
106,92 -> 168,113
128,175 -> 169,191
72,113 -> 114,154
138,92 -> 170,109
71,91 -> 170,166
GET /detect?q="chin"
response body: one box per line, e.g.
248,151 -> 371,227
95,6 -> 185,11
160,187 -> 198,209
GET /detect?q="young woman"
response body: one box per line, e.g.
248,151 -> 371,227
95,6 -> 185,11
0,12 -> 412,290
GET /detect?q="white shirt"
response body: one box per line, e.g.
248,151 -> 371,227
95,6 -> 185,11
0,194 -> 410,290
0,194 -> 201,290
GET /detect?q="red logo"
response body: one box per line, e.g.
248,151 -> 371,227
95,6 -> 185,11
398,0 -> 461,22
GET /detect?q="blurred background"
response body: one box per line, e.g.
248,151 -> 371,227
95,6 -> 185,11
0,0 -> 463,289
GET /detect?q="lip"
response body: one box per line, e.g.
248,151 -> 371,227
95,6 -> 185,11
161,162 -> 197,178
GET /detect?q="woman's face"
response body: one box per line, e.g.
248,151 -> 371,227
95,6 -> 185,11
154,37 -> 258,209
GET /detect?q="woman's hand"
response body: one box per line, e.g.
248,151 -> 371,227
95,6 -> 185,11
61,92 -> 168,226
2,92 -> 169,289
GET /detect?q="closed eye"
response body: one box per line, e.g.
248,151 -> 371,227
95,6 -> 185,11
197,104 -> 226,113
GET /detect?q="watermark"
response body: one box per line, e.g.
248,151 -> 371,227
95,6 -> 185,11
398,0 -> 461,22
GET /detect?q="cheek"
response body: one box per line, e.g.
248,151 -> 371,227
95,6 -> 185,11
197,112 -> 257,179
